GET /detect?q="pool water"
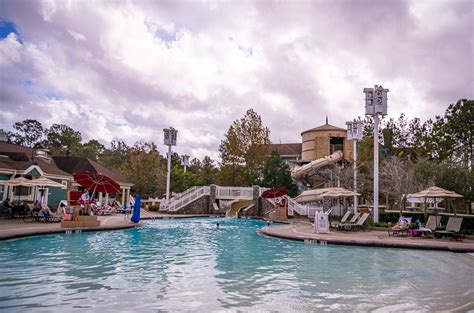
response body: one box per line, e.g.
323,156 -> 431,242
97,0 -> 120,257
0,218 -> 473,312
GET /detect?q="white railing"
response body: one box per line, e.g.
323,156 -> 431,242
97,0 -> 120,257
166,186 -> 210,212
159,186 -> 200,211
285,195 -> 307,216
216,186 -> 254,200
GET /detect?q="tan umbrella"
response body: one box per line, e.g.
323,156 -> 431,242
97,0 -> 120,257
29,177 -> 65,205
408,186 -> 463,222
2,177 -> 35,186
2,177 -> 35,202
30,177 -> 64,188
296,187 -> 360,203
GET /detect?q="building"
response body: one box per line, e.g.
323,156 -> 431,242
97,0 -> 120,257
300,123 -> 353,162
54,157 -> 133,206
0,141 -> 72,208
269,143 -> 302,167
0,140 -> 133,208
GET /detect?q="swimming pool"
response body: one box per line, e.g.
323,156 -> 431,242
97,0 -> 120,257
0,218 -> 473,311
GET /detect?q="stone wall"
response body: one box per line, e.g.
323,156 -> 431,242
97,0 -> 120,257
176,196 -> 210,214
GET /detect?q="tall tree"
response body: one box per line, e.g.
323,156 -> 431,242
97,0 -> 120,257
100,140 -> 131,170
44,124 -> 82,156
120,142 -> 166,197
259,151 -> 298,197
11,119 -> 45,147
78,139 -> 106,161
217,109 -> 271,186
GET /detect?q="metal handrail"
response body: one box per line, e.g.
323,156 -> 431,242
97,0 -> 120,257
167,186 -> 210,212
285,195 -> 307,216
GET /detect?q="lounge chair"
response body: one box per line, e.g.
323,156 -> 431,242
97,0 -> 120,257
346,213 -> 370,231
96,205 -> 117,216
425,215 -> 441,231
331,211 -> 352,228
435,217 -> 463,239
388,216 -> 412,236
336,212 -> 361,231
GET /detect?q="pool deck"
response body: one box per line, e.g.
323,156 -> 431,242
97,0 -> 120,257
259,219 -> 474,253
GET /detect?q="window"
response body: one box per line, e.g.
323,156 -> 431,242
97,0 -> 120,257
330,137 -> 343,154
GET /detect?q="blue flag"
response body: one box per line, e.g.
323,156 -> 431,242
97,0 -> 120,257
131,194 -> 141,223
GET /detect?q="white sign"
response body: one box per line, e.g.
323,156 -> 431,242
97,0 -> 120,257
364,85 -> 389,116
163,127 -> 178,146
314,212 -> 329,234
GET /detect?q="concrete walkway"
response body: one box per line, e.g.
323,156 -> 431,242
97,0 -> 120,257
259,219 -> 474,253
0,216 -> 139,241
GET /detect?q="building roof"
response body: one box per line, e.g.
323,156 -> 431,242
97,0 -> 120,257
53,156 -> 131,185
270,143 -> 302,156
0,141 -> 72,177
301,123 -> 346,135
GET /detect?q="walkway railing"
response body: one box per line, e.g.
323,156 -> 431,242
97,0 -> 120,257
285,195 -> 307,216
216,186 -> 254,200
166,186 -> 210,212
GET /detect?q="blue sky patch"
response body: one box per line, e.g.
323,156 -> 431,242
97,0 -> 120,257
44,92 -> 65,100
155,28 -> 178,43
0,20 -> 17,39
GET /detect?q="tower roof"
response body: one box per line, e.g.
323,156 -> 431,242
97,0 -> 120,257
301,124 -> 346,135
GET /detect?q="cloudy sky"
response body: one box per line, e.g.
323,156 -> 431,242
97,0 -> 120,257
0,0 -> 472,160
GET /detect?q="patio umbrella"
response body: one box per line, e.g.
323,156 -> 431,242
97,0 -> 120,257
29,177 -> 65,205
295,187 -> 360,203
30,177 -> 64,188
3,177 -> 35,186
131,194 -> 141,223
3,177 -> 35,201
73,171 -> 120,199
261,187 -> 288,199
408,186 -> 463,222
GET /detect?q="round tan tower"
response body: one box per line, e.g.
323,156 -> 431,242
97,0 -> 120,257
301,123 -> 353,161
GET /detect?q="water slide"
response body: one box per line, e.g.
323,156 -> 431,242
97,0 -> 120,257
291,151 -> 343,181
225,199 -> 254,218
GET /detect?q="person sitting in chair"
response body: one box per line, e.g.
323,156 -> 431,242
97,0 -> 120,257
0,198 -> 12,218
38,206 -> 51,217
32,201 -> 42,216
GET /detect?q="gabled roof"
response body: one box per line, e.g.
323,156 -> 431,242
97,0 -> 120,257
301,123 -> 346,135
53,156 -> 131,185
270,143 -> 302,156
0,141 -> 72,177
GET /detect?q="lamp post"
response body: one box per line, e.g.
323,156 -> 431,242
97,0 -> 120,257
363,85 -> 389,223
181,154 -> 190,172
346,119 -> 362,213
163,127 -> 178,202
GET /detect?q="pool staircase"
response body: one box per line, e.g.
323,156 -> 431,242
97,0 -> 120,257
160,186 -> 211,212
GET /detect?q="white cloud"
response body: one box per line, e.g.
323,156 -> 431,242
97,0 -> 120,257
0,0 -> 472,162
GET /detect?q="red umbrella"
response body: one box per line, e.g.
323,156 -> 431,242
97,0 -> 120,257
73,171 -> 121,195
261,187 -> 288,199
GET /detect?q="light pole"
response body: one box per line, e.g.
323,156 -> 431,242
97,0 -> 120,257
163,127 -> 178,202
181,154 -> 190,172
346,119 -> 362,213
363,85 -> 389,223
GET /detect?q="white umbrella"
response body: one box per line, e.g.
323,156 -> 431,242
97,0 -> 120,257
408,186 -> 463,222
30,177 -> 66,205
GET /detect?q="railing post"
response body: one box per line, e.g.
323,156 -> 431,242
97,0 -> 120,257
209,184 -> 216,212
252,185 -> 260,214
